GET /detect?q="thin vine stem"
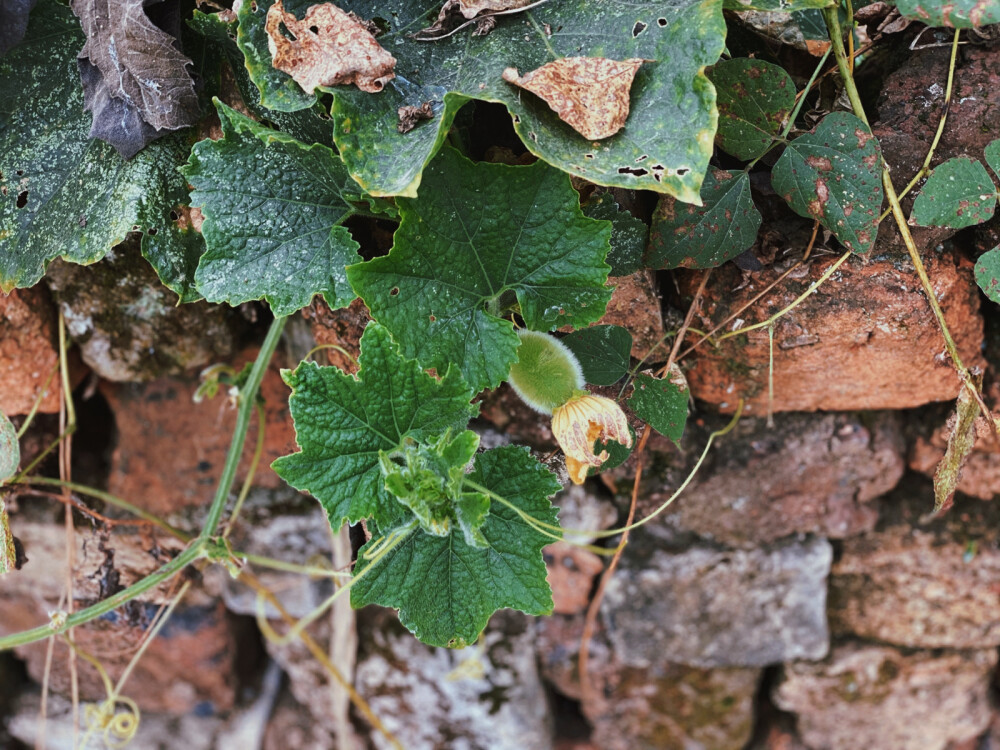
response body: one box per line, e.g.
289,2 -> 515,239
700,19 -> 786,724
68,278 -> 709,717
200,315 -> 287,539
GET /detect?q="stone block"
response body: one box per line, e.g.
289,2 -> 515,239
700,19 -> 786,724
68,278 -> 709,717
0,286 -> 60,416
678,248 -> 984,414
773,643 -> 996,750
603,537 -> 832,668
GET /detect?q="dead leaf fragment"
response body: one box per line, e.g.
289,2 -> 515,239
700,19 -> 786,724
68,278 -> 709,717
502,57 -> 644,140
933,379 -> 982,515
397,102 -> 435,133
265,0 -> 396,94
458,0 -> 533,18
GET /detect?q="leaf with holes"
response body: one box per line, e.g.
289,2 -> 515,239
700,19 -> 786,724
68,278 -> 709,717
628,367 -> 689,445
347,147 -> 612,393
0,0 -> 204,300
772,112 -> 883,254
912,157 -> 998,229
975,246 -> 1000,304
710,58 -> 794,161
238,0 -> 725,201
561,325 -> 633,386
272,323 -> 478,530
581,192 -> 648,277
351,445 -> 560,648
184,100 -> 372,316
896,0 -> 1000,28
648,169 -> 761,269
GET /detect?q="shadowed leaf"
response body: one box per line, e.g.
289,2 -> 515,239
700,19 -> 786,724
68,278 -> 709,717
710,58 -> 794,161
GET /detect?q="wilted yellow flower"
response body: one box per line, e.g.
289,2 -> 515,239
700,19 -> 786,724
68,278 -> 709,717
551,393 -> 633,484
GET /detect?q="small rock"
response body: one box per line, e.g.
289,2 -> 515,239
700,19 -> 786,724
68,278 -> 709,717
355,612 -> 553,750
545,542 -> 604,616
0,286 -> 60,415
678,248 -> 985,413
45,240 -> 242,382
603,537 -> 832,668
773,643 -> 996,750
830,478 -> 1000,648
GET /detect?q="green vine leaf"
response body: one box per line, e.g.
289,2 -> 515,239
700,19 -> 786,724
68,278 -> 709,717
974,246 -> 1000,304
628,367 -> 689,445
184,100 -> 367,316
648,169 -> 761,269
239,0 -> 725,201
710,58 -> 794,161
896,0 -> 1000,28
772,112 -> 883,254
912,156 -> 998,230
272,323 -> 478,530
561,325 -> 633,386
351,445 -> 561,648
347,147 -> 612,393
0,0 -> 203,300
581,192 -> 648,277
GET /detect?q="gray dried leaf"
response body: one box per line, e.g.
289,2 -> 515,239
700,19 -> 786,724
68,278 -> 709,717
0,0 -> 37,56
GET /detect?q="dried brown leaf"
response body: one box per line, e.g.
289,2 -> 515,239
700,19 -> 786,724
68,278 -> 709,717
502,57 -> 644,141
265,0 -> 396,94
458,0 -> 533,18
933,379 -> 983,515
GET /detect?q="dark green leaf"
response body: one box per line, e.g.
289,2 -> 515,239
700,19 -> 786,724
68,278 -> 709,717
912,157 -> 997,229
722,0 -> 833,10
628,368 -> 688,445
591,424 -> 636,476
648,169 -> 761,269
184,100 -> 365,316
581,193 -> 648,277
348,147 -> 612,393
772,112 -> 883,254
0,0 -> 203,300
896,0 -> 1000,28
561,326 -> 633,386
272,323 -> 478,530
710,58 -> 794,161
985,139 -> 1000,178
351,445 -> 561,648
974,245 -> 1000,304
241,0 -> 725,201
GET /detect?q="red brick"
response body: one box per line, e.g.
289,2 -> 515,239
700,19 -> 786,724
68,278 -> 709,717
0,287 -> 60,416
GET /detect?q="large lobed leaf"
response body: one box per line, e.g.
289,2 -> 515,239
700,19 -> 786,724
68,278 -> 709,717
272,323 -> 478,530
347,146 -> 612,393
772,112 -> 883,254
184,100 -> 366,316
239,0 -> 726,202
0,0 -> 203,300
351,445 -> 561,648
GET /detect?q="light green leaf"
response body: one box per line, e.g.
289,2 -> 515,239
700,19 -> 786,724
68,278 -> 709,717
772,112 -> 883,254
0,412 -> 18,483
347,147 -> 612,393
380,430 -> 489,548
272,323 -> 478,530
897,0 -> 1000,28
561,325 -> 633,386
184,101 -> 366,316
912,157 -> 998,229
0,0 -> 204,301
974,246 -> 1000,304
710,58 -> 795,161
648,169 -> 761,269
351,445 -> 561,648
581,193 -> 648,277
240,0 -> 725,201
628,367 -> 689,445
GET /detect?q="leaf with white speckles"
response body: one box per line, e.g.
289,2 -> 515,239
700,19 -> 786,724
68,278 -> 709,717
772,112 -> 883,254
347,146 -> 613,393
975,245 -> 1000,304
184,100 -> 369,316
912,156 -> 998,230
0,0 -> 204,300
238,0 -> 726,201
